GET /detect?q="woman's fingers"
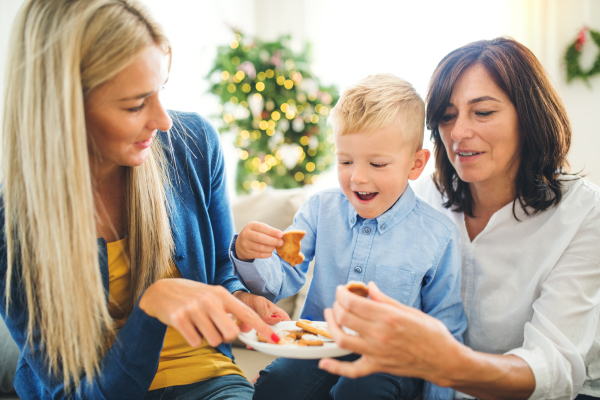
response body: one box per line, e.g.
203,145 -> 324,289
324,308 -> 376,355
319,356 -> 377,379
190,305 -> 226,347
207,305 -> 240,344
172,313 -> 203,348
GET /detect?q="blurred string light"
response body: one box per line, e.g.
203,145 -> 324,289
208,30 -> 339,193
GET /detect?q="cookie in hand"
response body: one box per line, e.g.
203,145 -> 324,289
276,230 -> 306,267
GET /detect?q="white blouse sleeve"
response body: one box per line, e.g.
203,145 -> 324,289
507,197 -> 600,399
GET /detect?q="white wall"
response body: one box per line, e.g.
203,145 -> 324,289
1,0 -> 599,190
511,0 -> 600,185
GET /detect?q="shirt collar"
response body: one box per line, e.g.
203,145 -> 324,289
346,185 -> 417,233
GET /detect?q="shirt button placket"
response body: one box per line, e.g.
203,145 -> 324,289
348,222 -> 375,282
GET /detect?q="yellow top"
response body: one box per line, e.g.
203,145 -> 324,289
106,238 -> 244,391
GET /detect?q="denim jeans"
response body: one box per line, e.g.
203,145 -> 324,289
144,374 -> 254,400
253,354 -> 423,400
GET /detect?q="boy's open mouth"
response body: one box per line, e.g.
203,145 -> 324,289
355,191 -> 378,201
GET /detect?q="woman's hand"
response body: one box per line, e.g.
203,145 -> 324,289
139,278 -> 280,348
232,291 -> 291,325
235,222 -> 283,261
319,282 -> 464,387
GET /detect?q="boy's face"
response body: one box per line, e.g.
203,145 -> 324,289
335,124 -> 427,220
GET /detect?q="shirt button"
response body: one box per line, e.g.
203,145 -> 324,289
354,266 -> 362,273
350,218 -> 355,224
363,227 -> 371,234
381,224 -> 386,230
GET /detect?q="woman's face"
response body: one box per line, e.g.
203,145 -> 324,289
438,64 -> 520,186
85,45 -> 172,169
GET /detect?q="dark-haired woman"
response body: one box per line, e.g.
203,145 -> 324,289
319,37 -> 600,400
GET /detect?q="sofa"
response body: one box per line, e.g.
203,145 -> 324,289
0,188 -> 312,398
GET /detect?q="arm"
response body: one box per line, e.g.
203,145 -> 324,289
1,278 -> 282,400
321,283 -> 535,400
419,228 -> 467,400
1,289 -> 167,399
204,118 -> 248,295
322,197 -> 600,400
230,197 -> 318,303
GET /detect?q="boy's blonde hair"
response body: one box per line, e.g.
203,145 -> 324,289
328,74 -> 425,151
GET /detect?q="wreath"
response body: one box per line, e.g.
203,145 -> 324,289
565,27 -> 600,84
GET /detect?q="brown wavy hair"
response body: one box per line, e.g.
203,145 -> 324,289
426,37 -> 572,218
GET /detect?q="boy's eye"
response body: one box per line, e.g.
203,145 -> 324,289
371,163 -> 386,168
127,103 -> 146,113
338,160 -> 352,165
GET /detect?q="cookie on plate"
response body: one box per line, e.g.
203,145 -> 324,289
297,334 -> 324,346
295,319 -> 333,339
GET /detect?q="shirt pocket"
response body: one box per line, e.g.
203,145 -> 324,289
373,266 -> 416,305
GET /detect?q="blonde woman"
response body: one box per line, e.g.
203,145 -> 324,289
0,1 -> 289,399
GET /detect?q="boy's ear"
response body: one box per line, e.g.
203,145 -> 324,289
408,149 -> 431,181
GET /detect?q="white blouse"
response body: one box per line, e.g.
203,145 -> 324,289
414,177 -> 600,400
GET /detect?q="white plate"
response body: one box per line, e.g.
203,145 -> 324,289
238,321 -> 353,359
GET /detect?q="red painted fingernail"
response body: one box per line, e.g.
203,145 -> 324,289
271,314 -> 281,318
271,333 -> 280,343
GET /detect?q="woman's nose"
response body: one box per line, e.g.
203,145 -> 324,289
449,115 -> 473,141
149,99 -> 173,132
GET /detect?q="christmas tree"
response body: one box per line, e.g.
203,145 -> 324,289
208,31 -> 339,193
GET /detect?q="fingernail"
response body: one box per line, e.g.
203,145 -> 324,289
271,314 -> 281,318
271,333 -> 280,343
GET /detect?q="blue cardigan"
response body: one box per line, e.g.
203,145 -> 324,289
0,112 -> 248,399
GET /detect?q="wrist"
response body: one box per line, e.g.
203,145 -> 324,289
233,239 -> 254,263
232,290 -> 249,300
432,340 -> 474,388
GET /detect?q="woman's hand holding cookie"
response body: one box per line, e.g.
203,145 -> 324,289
319,282 -> 464,387
236,222 -> 283,261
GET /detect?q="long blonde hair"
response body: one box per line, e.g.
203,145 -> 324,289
2,0 -> 174,391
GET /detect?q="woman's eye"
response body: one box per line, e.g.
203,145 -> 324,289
476,111 -> 495,117
440,114 -> 455,123
127,103 -> 145,113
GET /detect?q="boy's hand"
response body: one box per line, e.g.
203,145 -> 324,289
236,222 -> 284,261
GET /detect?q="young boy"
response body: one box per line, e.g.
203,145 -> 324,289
230,74 -> 466,400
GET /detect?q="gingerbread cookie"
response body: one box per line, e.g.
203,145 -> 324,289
295,319 -> 333,339
346,281 -> 369,298
297,334 -> 324,346
276,230 -> 306,267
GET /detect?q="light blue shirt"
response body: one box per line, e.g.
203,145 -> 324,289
231,185 -> 466,400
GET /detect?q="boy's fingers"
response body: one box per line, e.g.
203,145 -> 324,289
246,241 -> 279,254
248,231 -> 283,248
250,223 -> 283,239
